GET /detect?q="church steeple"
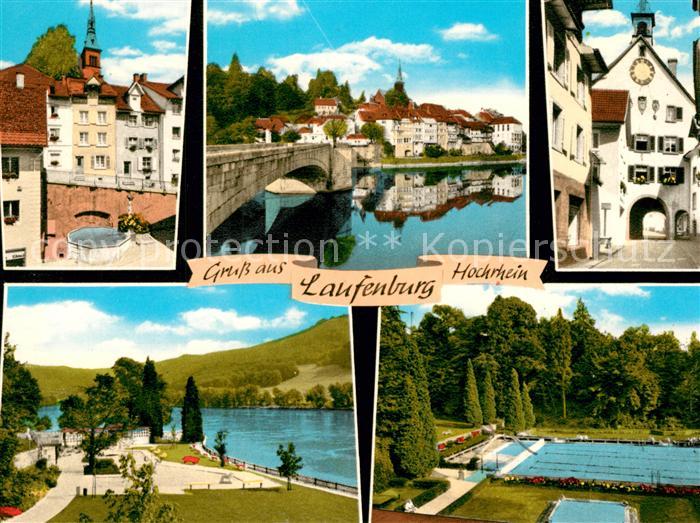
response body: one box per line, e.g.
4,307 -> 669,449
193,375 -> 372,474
631,0 -> 655,44
84,0 -> 100,50
81,0 -> 102,79
394,62 -> 405,93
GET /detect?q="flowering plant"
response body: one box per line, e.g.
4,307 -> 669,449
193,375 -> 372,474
661,172 -> 677,185
118,212 -> 149,234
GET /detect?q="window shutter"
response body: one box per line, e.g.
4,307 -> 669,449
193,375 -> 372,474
154,139 -> 158,149
106,156 -> 110,169
628,166 -> 634,182
138,138 -> 144,149
124,137 -> 129,148
678,167 -> 685,184
678,138 -> 684,152
657,167 -> 663,182
648,166 -> 654,182
677,107 -> 683,120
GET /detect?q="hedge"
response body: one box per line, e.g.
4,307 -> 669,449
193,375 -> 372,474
409,478 -> 450,508
440,434 -> 489,458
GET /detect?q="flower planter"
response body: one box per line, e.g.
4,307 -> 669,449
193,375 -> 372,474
50,161 -> 59,167
2,172 -> 19,180
4,216 -> 17,225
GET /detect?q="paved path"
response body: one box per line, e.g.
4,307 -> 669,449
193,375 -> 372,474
12,451 -> 84,522
414,469 -> 479,515
570,238 -> 700,270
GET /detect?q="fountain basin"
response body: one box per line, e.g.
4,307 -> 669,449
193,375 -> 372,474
66,226 -> 131,265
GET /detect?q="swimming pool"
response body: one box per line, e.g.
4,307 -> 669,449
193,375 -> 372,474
548,499 -> 633,523
510,442 -> 700,486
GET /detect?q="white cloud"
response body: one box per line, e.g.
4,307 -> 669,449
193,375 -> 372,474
135,320 -> 191,336
586,32 -> 689,69
108,46 -> 143,57
669,16 -> 700,39
583,10 -> 628,28
337,37 -> 439,63
653,11 -> 676,38
180,307 -> 264,332
81,0 -> 189,36
595,285 -> 650,297
0,60 -> 15,69
411,82 -> 527,127
440,22 -> 498,42
268,51 -> 381,88
101,51 -> 186,84
265,307 -> 307,329
207,0 -> 302,25
152,40 -> 179,53
596,308 -> 626,335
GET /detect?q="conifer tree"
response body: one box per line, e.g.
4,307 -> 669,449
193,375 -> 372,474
139,358 -> 164,442
181,377 -> 203,443
522,382 -> 535,429
464,360 -> 483,426
481,369 -> 497,424
505,369 -> 525,432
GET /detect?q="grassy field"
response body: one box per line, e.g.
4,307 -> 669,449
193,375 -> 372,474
445,481 -> 700,523
130,444 -> 247,472
373,485 -> 426,512
262,364 -> 351,393
29,316 -> 351,405
530,426 -> 700,440
382,154 -> 525,165
434,418 -> 477,440
50,484 -> 359,523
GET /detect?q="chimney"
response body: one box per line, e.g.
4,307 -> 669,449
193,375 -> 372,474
667,58 -> 678,76
133,73 -> 139,83
16,73 -> 24,89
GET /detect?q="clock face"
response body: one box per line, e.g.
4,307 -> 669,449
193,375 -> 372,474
630,57 -> 655,85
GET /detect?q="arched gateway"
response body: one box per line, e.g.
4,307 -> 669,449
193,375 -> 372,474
628,197 -> 667,240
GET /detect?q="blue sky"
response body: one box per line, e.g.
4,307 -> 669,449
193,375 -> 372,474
207,0 -> 527,123
0,0 -> 188,85
402,284 -> 699,347
4,284 -> 346,368
583,0 -> 699,91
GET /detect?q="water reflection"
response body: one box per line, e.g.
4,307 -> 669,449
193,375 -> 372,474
210,164 -> 526,269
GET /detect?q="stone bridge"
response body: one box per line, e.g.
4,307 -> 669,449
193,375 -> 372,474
206,143 -> 369,234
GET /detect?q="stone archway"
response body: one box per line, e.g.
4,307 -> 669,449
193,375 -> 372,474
675,210 -> 690,239
628,197 -> 667,240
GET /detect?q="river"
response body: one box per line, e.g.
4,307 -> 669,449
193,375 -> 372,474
210,164 -> 526,268
39,405 -> 357,486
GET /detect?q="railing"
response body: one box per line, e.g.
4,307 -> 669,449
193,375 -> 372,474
46,170 -> 178,194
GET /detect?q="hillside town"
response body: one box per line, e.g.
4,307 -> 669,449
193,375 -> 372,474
546,0 -> 700,269
0,0 -> 184,268
254,66 -> 524,157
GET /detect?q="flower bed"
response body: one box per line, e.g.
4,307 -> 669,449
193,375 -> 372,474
118,212 -> 150,234
500,475 -> 700,496
439,433 -> 488,459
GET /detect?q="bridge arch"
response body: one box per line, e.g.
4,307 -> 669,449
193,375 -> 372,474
628,196 -> 669,240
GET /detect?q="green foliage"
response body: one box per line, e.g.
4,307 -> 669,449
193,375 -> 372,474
1,335 -> 42,431
481,370 -> 497,424
181,377 -> 203,443
328,383 -> 354,409
307,70 -> 340,100
383,142 -> 395,158
305,385 -> 328,409
84,458 -> 119,476
464,360 -> 483,426
522,383 -> 535,429
505,369 -> 525,432
323,119 -> 348,144
373,438 -> 395,493
494,142 -> 513,155
424,144 -> 447,158
438,434 -> 489,459
322,236 -> 356,268
139,359 -> 166,442
59,374 -> 128,475
360,123 -> 384,143
214,430 -> 228,467
25,24 -> 81,79
0,457 -> 60,510
281,129 -> 301,143
104,454 -> 180,523
277,442 -> 303,491
118,213 -> 150,234
377,307 -> 438,479
384,87 -> 409,108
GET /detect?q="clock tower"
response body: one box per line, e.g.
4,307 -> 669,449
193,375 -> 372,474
630,1 -> 655,45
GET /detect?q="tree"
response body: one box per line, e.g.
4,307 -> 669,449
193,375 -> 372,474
494,142 -> 512,155
376,307 -> 438,478
112,358 -> 145,425
139,358 -> 165,443
281,129 -> 301,143
361,122 -> 384,143
214,430 -> 228,467
323,119 -> 348,145
307,70 -> 339,100
1,335 -> 42,431
277,442 -> 303,491
542,309 -> 572,418
464,360 -> 483,426
382,141 -> 395,158
373,438 -> 394,493
59,375 -> 128,475
328,383 -> 354,409
504,369 -> 525,432
424,144 -> 446,158
305,385 -> 328,409
480,369 -> 497,424
103,454 -> 179,523
181,377 -> 203,443
522,382 -> 535,429
25,25 -> 81,79
275,74 -> 306,112
384,87 -> 409,107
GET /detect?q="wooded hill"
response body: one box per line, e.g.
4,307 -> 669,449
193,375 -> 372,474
28,316 -> 351,406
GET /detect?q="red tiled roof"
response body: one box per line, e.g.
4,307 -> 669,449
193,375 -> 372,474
591,89 -> 629,124
298,127 -> 312,134
255,117 -> 286,133
112,84 -> 164,114
346,133 -> 367,139
491,116 -> 521,125
50,75 -> 118,98
0,63 -> 52,88
142,80 -> 182,100
314,97 -> 337,106
0,79 -> 48,146
477,111 -> 496,123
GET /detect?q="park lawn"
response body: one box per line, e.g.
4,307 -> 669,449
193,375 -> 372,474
130,444 -> 244,472
373,485 -> 429,512
50,484 -> 359,523
382,154 -> 525,165
530,426 -> 700,440
445,481 -> 700,523
435,418 -> 477,440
